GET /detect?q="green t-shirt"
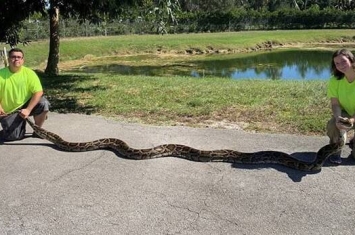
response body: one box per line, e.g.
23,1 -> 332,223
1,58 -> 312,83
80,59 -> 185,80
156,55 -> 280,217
327,75 -> 355,116
0,66 -> 43,113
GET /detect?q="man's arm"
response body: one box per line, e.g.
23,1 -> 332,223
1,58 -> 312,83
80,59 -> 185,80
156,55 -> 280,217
19,91 -> 43,119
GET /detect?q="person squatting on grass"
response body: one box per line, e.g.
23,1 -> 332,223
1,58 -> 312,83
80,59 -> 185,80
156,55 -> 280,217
327,48 -> 355,164
0,48 -> 50,140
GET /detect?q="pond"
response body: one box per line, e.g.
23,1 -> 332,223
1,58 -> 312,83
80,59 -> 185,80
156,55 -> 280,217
192,49 -> 333,80
74,49 -> 334,80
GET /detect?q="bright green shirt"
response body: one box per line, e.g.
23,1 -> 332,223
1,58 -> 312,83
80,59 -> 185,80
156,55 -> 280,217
327,75 -> 355,116
0,66 -> 43,113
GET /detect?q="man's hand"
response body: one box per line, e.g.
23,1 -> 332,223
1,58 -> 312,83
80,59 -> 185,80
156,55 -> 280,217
19,108 -> 31,119
336,116 -> 354,130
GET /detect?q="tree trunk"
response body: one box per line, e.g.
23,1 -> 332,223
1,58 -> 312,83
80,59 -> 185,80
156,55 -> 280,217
292,0 -> 300,10
45,6 -> 60,76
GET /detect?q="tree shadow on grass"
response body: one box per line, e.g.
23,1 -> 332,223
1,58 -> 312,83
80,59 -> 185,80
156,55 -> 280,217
37,71 -> 104,115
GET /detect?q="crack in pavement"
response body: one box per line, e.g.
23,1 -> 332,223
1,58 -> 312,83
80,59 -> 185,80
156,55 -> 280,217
47,151 -> 107,184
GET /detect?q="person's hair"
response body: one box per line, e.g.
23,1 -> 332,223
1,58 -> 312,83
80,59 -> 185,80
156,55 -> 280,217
8,48 -> 24,57
331,48 -> 355,80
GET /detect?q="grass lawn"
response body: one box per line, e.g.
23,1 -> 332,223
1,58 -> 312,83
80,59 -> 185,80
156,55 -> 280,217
12,29 -> 355,136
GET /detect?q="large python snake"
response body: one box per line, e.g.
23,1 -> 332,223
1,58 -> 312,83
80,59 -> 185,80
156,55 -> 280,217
26,118 -> 342,172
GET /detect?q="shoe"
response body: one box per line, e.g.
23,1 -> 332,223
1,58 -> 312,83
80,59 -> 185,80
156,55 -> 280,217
329,153 -> 342,164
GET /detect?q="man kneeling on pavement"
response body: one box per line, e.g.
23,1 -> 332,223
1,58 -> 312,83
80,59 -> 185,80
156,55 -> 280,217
0,48 -> 50,141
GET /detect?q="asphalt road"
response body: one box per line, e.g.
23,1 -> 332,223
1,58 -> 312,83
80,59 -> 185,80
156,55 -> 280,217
1,113 -> 354,235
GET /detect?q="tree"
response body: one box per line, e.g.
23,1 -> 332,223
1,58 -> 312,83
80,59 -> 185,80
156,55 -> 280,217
44,0 -> 131,75
1,0 -> 181,75
46,4 -> 60,75
180,0 -> 237,11
144,0 -> 181,34
0,0 -> 46,47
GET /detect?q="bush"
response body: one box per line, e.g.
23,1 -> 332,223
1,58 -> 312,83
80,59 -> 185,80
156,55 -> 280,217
19,8 -> 355,40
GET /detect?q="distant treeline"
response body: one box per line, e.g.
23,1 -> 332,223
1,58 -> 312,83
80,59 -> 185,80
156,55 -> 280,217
20,7 -> 355,40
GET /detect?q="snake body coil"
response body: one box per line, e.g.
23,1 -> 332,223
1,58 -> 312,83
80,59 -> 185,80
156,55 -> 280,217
26,118 -> 342,172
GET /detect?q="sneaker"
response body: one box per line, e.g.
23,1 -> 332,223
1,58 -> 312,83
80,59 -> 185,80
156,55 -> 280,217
329,153 -> 342,165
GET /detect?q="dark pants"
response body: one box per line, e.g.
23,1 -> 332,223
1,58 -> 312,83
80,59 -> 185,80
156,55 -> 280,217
20,96 -> 51,116
0,96 -> 51,141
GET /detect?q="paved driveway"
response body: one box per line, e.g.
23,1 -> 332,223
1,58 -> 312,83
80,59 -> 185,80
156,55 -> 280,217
1,113 -> 354,234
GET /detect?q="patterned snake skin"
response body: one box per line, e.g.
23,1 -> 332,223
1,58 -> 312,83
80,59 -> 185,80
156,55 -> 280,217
26,118 -> 342,172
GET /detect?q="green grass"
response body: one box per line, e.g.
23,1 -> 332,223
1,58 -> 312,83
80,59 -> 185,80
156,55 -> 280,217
16,29 -> 355,67
8,29 -> 352,135
40,72 -> 330,136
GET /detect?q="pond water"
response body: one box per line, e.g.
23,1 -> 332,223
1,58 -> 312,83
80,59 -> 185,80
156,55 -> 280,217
192,49 -> 333,80
74,49 -> 334,80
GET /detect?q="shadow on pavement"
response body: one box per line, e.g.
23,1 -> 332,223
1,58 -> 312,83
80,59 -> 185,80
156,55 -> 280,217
232,151 -> 355,182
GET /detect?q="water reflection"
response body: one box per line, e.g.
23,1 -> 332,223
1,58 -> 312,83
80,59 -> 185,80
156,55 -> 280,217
73,49 -> 333,80
191,50 -> 332,80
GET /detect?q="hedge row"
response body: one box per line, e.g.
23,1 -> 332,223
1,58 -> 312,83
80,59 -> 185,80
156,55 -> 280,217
20,8 -> 355,40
